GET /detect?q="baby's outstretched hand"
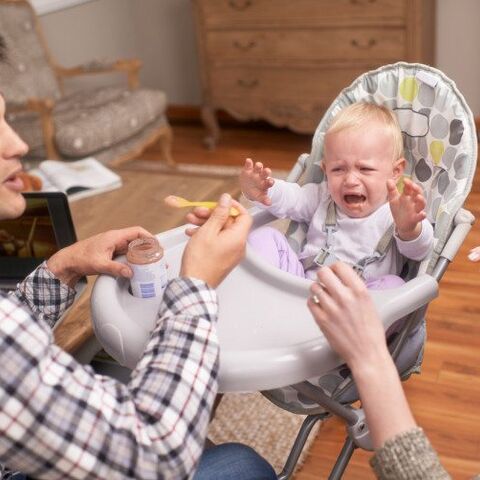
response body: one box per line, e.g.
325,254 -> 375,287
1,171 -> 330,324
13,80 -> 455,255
387,177 -> 426,241
239,158 -> 274,206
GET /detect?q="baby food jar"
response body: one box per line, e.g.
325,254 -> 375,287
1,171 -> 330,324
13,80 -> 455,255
126,237 -> 168,298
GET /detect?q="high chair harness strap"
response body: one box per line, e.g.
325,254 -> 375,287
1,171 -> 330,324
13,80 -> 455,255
301,201 -> 395,278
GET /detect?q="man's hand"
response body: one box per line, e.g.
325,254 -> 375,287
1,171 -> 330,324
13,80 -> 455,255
47,226 -> 152,287
387,177 -> 426,241
239,158 -> 274,206
180,193 -> 252,288
308,262 -> 390,370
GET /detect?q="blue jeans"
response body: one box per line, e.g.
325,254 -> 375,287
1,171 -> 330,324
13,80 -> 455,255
194,443 -> 277,480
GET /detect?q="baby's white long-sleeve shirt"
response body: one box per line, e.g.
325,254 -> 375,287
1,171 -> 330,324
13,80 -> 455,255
258,179 -> 434,281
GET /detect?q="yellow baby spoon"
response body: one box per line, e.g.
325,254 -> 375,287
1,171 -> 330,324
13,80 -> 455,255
164,195 -> 240,216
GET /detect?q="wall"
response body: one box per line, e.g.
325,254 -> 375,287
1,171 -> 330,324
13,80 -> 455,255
435,0 -> 480,115
39,0 -> 201,103
39,0 -> 480,114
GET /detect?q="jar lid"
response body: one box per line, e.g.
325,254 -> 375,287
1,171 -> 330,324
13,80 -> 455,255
127,237 -> 162,264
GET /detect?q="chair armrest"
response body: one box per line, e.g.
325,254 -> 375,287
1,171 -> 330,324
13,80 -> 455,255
55,58 -> 142,89
8,97 -> 55,114
370,274 -> 438,331
439,208 -> 475,262
7,97 -> 59,159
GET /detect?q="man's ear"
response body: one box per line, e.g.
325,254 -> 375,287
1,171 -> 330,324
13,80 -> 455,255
320,160 -> 326,173
393,157 -> 406,181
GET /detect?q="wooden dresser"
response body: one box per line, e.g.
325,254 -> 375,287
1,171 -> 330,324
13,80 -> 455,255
192,0 -> 435,147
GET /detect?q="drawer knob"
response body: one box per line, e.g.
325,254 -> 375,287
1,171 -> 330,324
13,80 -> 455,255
351,38 -> 377,49
237,78 -> 259,89
233,39 -> 257,51
228,0 -> 253,11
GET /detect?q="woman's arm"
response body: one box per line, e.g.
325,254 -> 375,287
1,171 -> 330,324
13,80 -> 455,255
308,262 -> 450,479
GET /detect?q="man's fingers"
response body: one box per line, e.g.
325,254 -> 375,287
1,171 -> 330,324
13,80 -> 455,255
101,260 -> 133,278
230,198 -> 248,215
202,193 -> 233,234
226,208 -> 253,237
111,227 -> 153,253
185,226 -> 199,237
185,206 -> 211,226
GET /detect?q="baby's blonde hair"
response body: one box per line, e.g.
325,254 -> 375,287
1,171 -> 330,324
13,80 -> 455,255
326,102 -> 404,161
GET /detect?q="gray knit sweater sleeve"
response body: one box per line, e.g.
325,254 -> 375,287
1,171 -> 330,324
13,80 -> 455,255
370,427 -> 451,479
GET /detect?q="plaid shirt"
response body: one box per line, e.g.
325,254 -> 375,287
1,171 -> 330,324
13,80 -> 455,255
0,262 -> 219,479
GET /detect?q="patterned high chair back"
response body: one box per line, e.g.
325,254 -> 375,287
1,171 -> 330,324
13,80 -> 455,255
265,62 -> 477,414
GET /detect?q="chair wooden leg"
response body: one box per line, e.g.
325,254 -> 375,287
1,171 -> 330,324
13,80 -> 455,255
158,125 -> 174,166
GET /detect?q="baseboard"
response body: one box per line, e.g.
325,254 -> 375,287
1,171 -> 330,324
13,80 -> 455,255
167,104 -> 242,126
167,105 -> 201,123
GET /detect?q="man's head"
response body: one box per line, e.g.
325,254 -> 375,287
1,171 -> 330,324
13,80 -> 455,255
322,102 -> 405,218
0,34 -> 29,220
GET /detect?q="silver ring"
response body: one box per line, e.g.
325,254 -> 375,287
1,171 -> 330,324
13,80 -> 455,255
311,294 -> 320,305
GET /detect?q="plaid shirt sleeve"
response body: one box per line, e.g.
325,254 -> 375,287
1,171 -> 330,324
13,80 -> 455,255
12,261 -> 77,329
0,276 -> 219,480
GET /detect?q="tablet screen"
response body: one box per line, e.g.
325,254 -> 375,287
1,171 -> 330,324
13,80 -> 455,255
0,192 -> 78,288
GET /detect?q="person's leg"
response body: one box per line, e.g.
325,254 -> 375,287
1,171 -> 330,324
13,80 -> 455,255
248,226 -> 305,277
194,443 -> 276,480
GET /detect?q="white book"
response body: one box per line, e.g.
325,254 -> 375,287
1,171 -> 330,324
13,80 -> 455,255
31,157 -> 122,201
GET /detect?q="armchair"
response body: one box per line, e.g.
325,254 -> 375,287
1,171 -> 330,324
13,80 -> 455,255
0,0 -> 173,166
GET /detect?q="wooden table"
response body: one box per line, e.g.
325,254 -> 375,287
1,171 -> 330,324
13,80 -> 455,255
54,166 -> 239,354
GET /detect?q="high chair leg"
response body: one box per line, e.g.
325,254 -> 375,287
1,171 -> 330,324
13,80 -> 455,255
328,436 -> 356,480
277,414 -> 324,480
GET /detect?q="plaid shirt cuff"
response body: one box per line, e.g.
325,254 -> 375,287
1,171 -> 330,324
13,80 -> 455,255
159,276 -> 218,323
13,261 -> 76,328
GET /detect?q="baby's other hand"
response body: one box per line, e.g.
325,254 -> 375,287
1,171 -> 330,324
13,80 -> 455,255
387,178 -> 426,241
239,158 -> 274,206
468,246 -> 480,262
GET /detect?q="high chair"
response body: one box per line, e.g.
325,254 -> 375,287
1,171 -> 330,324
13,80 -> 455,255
90,63 -> 477,478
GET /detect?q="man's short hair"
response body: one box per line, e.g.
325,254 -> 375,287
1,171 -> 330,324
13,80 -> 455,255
326,102 -> 405,161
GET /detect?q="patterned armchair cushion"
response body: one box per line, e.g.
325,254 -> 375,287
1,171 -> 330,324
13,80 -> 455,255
8,86 -> 167,158
0,2 -> 61,102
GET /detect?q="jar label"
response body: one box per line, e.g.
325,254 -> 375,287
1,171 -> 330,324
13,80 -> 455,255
129,257 -> 168,298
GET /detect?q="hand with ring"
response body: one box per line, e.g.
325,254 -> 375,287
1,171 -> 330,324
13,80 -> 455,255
307,262 -> 389,369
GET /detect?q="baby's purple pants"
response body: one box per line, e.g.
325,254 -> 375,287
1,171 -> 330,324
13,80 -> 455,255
248,226 -> 404,290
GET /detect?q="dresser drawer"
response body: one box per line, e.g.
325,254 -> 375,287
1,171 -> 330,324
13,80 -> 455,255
198,0 -> 407,28
210,66 -> 368,104
206,28 -> 405,65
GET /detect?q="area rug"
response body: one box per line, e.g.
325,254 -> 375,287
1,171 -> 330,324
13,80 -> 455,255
119,158 -> 291,180
208,393 -> 321,475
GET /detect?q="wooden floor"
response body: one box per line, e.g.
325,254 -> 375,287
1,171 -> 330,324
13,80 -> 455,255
147,123 -> 480,479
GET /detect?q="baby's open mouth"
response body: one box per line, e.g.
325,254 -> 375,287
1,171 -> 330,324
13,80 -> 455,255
344,194 -> 366,204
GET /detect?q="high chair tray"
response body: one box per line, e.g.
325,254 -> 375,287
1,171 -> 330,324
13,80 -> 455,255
91,224 -> 438,393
